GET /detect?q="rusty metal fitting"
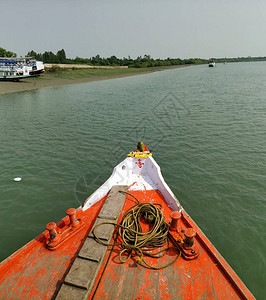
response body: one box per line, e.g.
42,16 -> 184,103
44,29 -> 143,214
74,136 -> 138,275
170,211 -> 182,231
46,222 -> 57,240
184,228 -> 196,249
66,208 -> 79,227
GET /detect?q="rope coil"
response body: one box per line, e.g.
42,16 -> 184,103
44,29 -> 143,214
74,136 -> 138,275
92,191 -> 181,269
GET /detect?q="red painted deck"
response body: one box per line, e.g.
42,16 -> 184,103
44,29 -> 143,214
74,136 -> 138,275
88,190 -> 254,300
0,196 -> 107,300
0,189 -> 254,299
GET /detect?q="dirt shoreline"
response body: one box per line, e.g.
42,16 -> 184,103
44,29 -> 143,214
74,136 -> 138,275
0,65 -> 188,95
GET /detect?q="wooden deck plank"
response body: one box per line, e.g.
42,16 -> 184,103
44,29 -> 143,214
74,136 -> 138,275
55,185 -> 128,299
78,237 -> 107,262
98,185 -> 128,220
64,257 -> 100,289
55,284 -> 88,300
88,217 -> 116,241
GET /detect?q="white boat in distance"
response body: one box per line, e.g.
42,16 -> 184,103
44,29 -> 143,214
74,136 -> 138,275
208,61 -> 216,67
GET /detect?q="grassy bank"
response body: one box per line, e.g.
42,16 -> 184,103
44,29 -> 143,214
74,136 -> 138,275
44,66 -> 153,79
43,64 -> 188,79
0,65 -> 189,95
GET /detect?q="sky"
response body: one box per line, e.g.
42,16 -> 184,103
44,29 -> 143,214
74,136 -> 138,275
1,0 -> 266,60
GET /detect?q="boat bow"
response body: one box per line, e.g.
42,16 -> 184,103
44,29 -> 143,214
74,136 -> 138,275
0,147 -> 255,300
83,155 -> 181,212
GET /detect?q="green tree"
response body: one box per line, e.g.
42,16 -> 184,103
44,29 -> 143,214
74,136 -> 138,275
42,51 -> 59,63
108,55 -> 119,65
26,50 -> 37,58
26,50 -> 43,60
0,47 -> 16,57
57,49 -> 66,63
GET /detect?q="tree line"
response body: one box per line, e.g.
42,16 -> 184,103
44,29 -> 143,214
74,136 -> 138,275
2,46 -> 266,67
209,56 -> 266,63
25,49 -> 207,67
25,49 -> 266,67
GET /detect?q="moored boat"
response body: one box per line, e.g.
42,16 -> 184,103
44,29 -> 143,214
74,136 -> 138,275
29,59 -> 45,76
0,57 -> 44,80
13,57 -> 45,76
0,59 -> 31,80
0,144 -> 255,299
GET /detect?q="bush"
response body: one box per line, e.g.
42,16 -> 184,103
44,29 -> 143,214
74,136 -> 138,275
48,65 -> 69,72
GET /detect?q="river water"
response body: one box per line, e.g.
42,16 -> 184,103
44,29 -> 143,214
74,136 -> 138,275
0,62 -> 265,299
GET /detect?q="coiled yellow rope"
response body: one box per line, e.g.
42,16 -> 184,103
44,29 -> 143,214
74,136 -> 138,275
92,191 -> 181,270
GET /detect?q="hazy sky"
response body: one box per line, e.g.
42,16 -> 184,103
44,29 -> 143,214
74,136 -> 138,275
1,0 -> 266,59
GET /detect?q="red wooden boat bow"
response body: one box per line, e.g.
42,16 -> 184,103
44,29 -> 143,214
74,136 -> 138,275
0,147 -> 255,299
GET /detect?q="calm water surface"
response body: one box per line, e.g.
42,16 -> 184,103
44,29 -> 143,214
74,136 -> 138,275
0,62 -> 265,299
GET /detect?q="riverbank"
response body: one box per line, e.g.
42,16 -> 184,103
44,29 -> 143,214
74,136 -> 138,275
0,65 -> 189,95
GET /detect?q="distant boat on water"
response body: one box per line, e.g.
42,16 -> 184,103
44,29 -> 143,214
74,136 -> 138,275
208,61 -> 216,67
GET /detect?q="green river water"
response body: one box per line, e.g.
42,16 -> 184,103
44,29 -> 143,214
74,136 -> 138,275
0,62 -> 265,299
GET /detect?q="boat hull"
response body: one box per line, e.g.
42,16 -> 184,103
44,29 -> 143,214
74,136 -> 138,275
0,155 -> 255,299
0,74 -> 31,81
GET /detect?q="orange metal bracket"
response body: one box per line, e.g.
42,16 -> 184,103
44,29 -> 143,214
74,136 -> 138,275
169,211 -> 199,260
46,208 -> 85,250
